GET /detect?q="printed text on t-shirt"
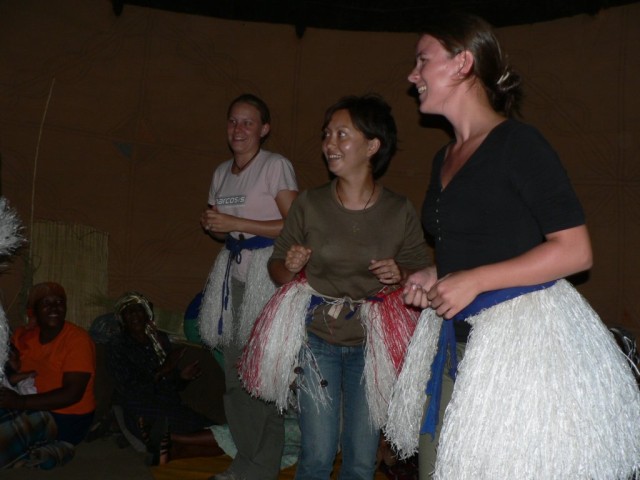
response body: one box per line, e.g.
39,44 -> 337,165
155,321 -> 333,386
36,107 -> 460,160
216,195 -> 246,206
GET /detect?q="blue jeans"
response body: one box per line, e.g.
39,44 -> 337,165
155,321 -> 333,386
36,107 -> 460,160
295,333 -> 380,480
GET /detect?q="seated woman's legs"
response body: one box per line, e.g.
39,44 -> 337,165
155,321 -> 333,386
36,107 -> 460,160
169,428 -> 224,460
0,409 -> 57,468
50,412 -> 94,445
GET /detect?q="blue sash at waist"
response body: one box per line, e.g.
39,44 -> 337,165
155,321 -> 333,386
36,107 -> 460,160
225,234 -> 274,258
218,235 -> 275,334
451,281 -> 557,322
420,280 -> 557,438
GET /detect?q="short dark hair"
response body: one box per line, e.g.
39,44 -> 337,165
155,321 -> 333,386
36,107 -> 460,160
322,94 -> 398,179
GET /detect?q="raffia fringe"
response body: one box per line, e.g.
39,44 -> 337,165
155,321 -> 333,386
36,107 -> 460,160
239,278 -> 311,411
361,288 -> 420,429
387,280 -> 640,478
434,280 -> 640,479
385,309 -> 442,459
0,198 -> 24,369
198,247 -> 275,349
240,282 -> 420,429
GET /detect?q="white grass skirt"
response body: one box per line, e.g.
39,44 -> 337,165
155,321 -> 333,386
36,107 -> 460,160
0,197 -> 23,368
436,280 -> 640,479
239,279 -> 419,430
198,246 -> 275,348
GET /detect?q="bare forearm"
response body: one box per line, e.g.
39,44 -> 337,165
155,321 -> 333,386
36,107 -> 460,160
21,372 -> 91,412
268,258 -> 297,286
467,225 -> 593,294
202,190 -> 296,239
205,230 -> 227,242
205,218 -> 284,240
22,387 -> 84,411
414,227 -> 592,319
233,218 -> 284,239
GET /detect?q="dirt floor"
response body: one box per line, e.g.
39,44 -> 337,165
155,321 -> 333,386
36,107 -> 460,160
2,436 -> 154,480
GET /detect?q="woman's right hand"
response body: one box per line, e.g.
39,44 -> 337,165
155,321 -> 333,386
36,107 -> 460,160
284,245 -> 312,274
403,267 -> 481,318
200,205 -> 217,231
403,266 -> 437,308
201,205 -> 237,234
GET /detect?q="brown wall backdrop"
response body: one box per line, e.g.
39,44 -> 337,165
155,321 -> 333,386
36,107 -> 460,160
0,1 -> 638,335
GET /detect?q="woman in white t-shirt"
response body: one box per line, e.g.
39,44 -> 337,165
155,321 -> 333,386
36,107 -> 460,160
198,94 -> 298,480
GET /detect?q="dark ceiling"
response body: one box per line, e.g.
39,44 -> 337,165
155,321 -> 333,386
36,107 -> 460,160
114,0 -> 639,35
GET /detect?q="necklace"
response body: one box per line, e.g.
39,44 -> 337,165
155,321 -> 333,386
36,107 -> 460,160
232,150 -> 260,174
336,184 -> 376,211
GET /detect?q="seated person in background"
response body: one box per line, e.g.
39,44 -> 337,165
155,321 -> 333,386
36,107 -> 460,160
5,282 -> 96,444
1,343 -> 37,395
0,282 -> 95,468
107,292 -> 222,465
1,343 -> 54,469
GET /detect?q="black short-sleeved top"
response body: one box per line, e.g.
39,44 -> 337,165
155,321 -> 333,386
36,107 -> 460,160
423,120 -> 585,340
423,119 -> 585,277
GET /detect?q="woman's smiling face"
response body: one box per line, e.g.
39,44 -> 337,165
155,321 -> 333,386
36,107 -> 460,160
226,102 -> 270,157
35,294 -> 67,330
322,109 -> 375,178
408,34 -> 461,114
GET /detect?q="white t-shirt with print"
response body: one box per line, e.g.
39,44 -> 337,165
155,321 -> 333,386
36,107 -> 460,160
207,149 -> 297,280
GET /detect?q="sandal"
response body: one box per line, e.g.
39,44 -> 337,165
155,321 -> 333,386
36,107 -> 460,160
137,416 -> 151,445
144,417 -> 170,466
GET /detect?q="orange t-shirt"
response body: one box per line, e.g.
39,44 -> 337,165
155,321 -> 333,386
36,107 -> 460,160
13,321 -> 96,415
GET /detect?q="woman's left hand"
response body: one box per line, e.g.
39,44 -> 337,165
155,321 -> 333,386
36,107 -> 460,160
369,259 -> 403,285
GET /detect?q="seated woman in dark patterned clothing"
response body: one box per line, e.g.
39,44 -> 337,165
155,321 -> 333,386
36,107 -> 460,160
106,292 -> 222,465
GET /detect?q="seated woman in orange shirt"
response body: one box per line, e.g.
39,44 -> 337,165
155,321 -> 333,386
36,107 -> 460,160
1,282 -> 96,445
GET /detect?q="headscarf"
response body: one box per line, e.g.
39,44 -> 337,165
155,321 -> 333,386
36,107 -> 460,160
26,282 -> 67,323
113,291 -> 166,363
114,291 -> 154,323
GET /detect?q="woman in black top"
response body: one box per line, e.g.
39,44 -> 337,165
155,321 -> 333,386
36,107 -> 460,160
385,12 -> 640,480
